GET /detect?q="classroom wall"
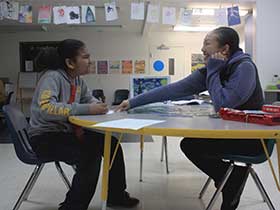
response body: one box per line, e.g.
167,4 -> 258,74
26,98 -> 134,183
255,0 -> 280,90
0,30 -> 208,104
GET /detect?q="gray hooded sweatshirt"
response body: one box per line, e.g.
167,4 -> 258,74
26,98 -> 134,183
28,69 -> 99,137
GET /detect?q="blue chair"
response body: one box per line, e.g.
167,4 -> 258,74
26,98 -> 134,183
92,89 -> 106,103
3,105 -> 73,210
199,139 -> 276,210
112,89 -> 129,106
0,91 -> 14,127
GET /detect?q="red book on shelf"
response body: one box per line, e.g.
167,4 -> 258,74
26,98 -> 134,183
262,105 -> 280,113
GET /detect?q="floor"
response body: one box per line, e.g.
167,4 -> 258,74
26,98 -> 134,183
0,135 -> 279,210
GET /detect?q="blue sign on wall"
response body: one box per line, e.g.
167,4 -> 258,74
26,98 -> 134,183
153,60 -> 164,72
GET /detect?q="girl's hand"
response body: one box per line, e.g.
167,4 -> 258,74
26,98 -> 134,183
89,102 -> 108,115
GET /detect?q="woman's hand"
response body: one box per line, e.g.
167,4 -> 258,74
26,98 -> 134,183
89,102 -> 108,115
115,100 -> 130,112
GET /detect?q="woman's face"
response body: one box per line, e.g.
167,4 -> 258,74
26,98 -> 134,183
70,47 -> 91,76
201,32 -> 227,64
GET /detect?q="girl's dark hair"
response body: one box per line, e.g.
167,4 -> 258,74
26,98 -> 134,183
57,39 -> 85,69
34,39 -> 85,71
212,27 -> 240,56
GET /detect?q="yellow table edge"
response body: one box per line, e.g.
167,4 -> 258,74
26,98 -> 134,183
69,115 -> 280,193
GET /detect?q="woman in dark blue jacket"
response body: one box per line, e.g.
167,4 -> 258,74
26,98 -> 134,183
117,27 -> 264,210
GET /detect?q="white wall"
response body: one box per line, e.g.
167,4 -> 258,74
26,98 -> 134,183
0,30 -> 207,104
256,0 -> 280,89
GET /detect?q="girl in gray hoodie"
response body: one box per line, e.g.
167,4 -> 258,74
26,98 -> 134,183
28,39 -> 139,210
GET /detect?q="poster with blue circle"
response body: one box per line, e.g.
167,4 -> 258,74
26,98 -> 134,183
153,60 -> 164,72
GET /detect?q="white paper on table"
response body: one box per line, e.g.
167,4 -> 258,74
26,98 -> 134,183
131,2 -> 144,20
106,110 -> 115,115
92,118 -> 165,130
171,99 -> 204,105
162,6 -> 176,25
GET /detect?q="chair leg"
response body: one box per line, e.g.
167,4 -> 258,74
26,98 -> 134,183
199,177 -> 212,199
72,164 -> 77,172
163,136 -> 169,174
22,163 -> 44,201
160,136 -> 164,162
249,168 -> 276,210
55,162 -> 71,190
13,164 -> 44,210
139,135 -> 144,182
205,163 -> 235,210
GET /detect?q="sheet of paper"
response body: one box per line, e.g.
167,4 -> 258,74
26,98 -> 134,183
243,110 -> 267,115
171,99 -> 204,105
104,2 -> 118,21
81,5 -> 96,23
92,118 -> 165,130
66,6 -> 80,24
147,4 -> 160,23
106,110 -> 115,115
162,7 -> 176,25
131,2 -> 144,20
53,6 -> 67,24
179,8 -> 192,25
215,8 -> 228,26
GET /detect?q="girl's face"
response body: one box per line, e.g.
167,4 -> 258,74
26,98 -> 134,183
201,32 -> 229,64
67,47 -> 91,77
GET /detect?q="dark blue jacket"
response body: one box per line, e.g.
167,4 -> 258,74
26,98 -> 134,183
129,49 -> 264,112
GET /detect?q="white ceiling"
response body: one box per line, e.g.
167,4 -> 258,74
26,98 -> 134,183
0,0 -> 255,33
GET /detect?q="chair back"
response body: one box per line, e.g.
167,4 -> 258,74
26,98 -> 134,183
223,139 -> 276,164
5,91 -> 14,105
92,89 -> 105,102
112,89 -> 129,105
3,105 -> 38,164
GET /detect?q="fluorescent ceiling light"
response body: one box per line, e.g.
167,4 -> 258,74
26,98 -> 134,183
173,25 -> 216,32
192,8 -> 249,17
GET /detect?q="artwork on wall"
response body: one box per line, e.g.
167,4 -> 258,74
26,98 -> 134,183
38,6 -> 51,24
130,76 -> 170,97
2,1 -> 19,20
147,4 -> 160,23
191,54 -> 205,72
179,8 -> 192,25
109,60 -> 121,74
122,60 -> 133,74
53,6 -> 67,24
89,60 -> 96,74
227,6 -> 241,26
134,60 -> 146,74
19,5 -> 32,23
66,6 -> 80,24
131,2 -> 144,20
104,2 -> 118,21
153,60 -> 165,72
97,60 -> 108,74
81,5 -> 96,23
162,7 -> 176,25
215,8 -> 227,26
